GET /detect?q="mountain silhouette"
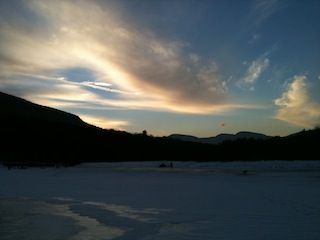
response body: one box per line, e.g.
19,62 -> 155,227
1,91 -> 86,127
169,131 -> 270,144
0,91 -> 319,167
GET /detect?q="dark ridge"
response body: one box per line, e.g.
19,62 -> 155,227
0,91 -> 85,127
169,131 -> 270,144
0,91 -> 319,167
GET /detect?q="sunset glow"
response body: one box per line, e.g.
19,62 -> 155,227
0,0 -> 319,136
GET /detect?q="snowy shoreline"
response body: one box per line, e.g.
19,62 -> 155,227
1,160 -> 320,240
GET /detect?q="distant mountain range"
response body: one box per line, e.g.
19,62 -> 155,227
169,132 -> 270,145
1,91 -> 319,166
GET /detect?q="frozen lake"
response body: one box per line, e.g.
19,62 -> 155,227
1,161 -> 320,240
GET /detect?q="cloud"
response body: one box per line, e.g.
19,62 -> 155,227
0,0 -> 249,115
79,115 -> 129,130
1,71 -> 246,115
77,81 -> 136,95
244,58 -> 270,84
238,57 -> 269,89
249,33 -> 261,44
274,75 -> 320,128
188,53 -> 200,64
252,0 -> 281,27
253,34 -> 260,40
196,62 -> 227,94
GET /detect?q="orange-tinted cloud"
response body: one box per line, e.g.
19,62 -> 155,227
0,0 -> 253,115
274,75 -> 320,128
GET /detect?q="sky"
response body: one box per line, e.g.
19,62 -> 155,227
0,0 -> 319,137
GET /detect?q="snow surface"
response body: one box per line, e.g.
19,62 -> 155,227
1,161 -> 320,240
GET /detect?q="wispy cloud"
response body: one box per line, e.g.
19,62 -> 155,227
239,56 -> 270,89
252,0 -> 281,27
0,0 -> 250,115
244,58 -> 270,84
274,75 -> 320,128
249,33 -> 261,44
77,81 -> 136,95
188,53 -> 200,64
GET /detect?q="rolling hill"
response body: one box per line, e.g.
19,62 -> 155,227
169,131 -> 270,144
0,91 -> 319,166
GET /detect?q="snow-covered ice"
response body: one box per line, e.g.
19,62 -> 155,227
1,161 -> 320,240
